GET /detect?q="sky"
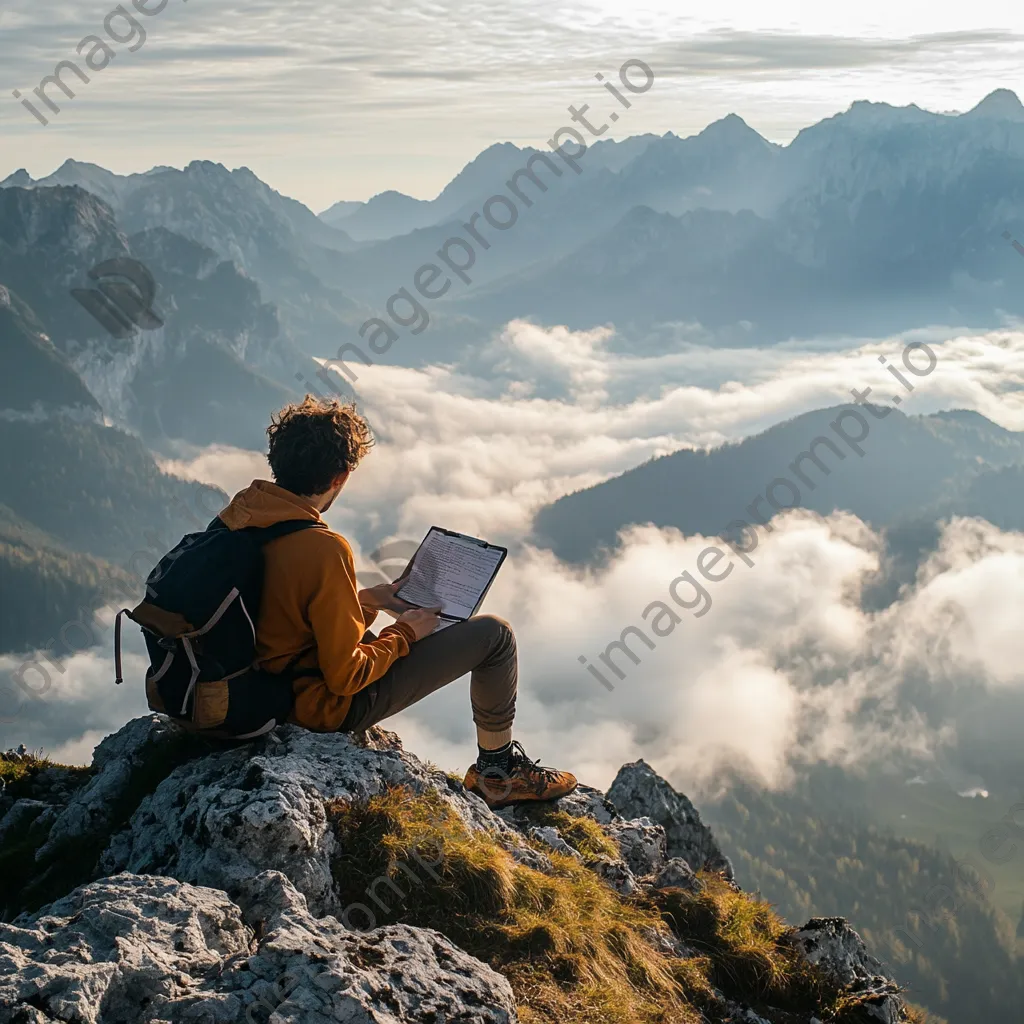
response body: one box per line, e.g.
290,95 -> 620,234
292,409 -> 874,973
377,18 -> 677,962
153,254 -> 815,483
2,0 -> 1024,210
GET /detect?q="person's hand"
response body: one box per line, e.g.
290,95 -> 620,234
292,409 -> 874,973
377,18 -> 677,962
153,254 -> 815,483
396,606 -> 442,641
358,580 -> 415,617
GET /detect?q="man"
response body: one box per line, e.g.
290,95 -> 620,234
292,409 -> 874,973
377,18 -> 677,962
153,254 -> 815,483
218,396 -> 578,809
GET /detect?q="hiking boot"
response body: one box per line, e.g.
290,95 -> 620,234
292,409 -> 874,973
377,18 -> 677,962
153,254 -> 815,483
464,740 -> 578,809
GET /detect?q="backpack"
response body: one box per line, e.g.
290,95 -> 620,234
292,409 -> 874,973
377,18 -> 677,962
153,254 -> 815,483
114,516 -> 328,738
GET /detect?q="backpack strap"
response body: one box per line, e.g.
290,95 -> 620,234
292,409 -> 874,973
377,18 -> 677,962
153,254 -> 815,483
205,515 -> 327,542
113,607 -> 135,686
254,518 -> 330,542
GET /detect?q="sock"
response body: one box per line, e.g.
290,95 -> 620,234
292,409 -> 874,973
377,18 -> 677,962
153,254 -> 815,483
476,731 -> 514,775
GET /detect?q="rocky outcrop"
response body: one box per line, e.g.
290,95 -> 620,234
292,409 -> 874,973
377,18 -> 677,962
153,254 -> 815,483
0,718 -> 917,1023
95,718 -> 548,918
0,871 -> 516,1024
785,918 -> 907,1023
35,715 -> 182,860
608,758 -> 736,880
654,857 -> 702,893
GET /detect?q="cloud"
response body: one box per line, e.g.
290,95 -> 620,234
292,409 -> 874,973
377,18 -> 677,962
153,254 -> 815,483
157,442 -> 268,506
652,29 -> 1023,77
9,511 -> 1024,801
159,318 -> 1024,553
308,321 -> 1024,547
0,608 -> 151,761
8,321 -> 1024,797
372,70 -> 486,82
388,512 -> 1024,796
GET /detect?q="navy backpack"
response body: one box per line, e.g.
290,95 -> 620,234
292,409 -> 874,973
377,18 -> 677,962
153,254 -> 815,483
114,517 -> 326,738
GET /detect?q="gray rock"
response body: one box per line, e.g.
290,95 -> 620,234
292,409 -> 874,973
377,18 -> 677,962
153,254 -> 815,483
585,854 -> 637,895
493,793 -> 661,888
723,1009 -> 773,1024
90,713 -> 184,771
494,781 -> 704,894
653,857 -> 702,894
605,816 -> 667,877
0,871 -> 517,1024
0,716 -> 924,1024
0,799 -> 52,845
35,714 -> 182,860
550,784 -> 617,824
607,760 -> 735,881
528,825 -> 582,860
97,719 -> 540,917
786,917 -> 906,1023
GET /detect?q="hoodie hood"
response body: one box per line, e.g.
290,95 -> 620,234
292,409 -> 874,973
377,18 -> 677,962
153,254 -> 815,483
219,480 -> 323,530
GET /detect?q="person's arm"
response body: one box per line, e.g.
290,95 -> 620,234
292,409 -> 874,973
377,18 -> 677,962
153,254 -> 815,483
308,538 -> 416,697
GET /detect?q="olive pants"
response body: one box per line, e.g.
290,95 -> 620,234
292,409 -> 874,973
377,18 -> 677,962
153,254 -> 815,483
339,614 -> 518,733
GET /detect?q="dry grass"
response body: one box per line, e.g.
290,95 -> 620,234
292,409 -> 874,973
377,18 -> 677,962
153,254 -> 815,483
654,876 -> 936,1022
903,1007 -> 950,1024
0,751 -> 88,796
328,786 -> 929,1024
329,786 -> 710,1024
654,874 -> 812,1003
516,805 -> 622,861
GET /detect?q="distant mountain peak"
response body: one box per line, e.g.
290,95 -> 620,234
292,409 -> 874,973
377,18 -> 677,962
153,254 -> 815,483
318,198 -> 364,225
184,159 -> 231,177
0,169 -> 33,187
844,99 -> 935,127
55,158 -> 98,173
477,140 -> 523,157
965,88 -> 1024,121
788,99 -> 937,147
695,112 -> 770,148
703,112 -> 751,133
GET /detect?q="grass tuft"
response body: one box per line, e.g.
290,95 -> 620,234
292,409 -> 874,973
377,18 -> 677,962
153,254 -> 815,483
0,752 -> 90,798
329,786 -> 928,1024
328,786 -> 709,1024
904,1005 -> 950,1024
654,874 -> 804,1002
516,805 -> 622,862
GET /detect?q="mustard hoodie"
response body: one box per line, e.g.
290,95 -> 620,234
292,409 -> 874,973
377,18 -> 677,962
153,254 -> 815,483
219,480 -> 416,731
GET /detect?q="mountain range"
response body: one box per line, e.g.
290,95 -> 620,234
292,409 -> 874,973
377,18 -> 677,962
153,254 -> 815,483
8,89 -> 1024,360
532,406 -> 1024,566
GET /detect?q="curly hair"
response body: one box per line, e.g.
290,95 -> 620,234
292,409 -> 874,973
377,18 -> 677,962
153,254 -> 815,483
267,396 -> 374,495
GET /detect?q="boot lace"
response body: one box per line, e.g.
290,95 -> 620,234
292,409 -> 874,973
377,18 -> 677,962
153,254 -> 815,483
507,741 -> 563,782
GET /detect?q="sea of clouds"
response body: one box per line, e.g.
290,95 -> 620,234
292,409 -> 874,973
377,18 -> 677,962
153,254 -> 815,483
5,319 -> 1024,795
